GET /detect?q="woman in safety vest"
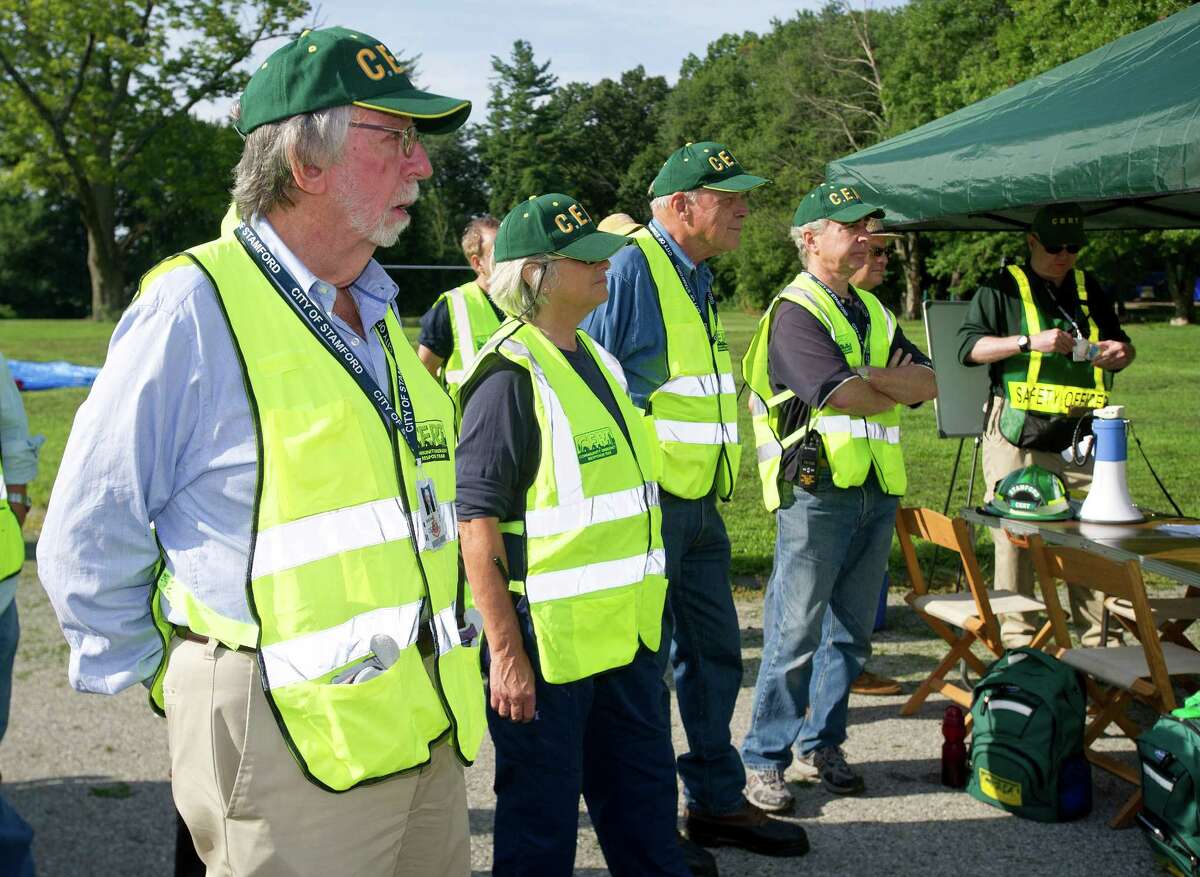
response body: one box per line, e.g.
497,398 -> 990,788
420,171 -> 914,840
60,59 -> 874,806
455,194 -> 693,876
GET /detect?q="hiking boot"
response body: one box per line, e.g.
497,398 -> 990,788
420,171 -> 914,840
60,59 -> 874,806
850,670 -> 902,696
744,768 -> 794,813
810,746 -> 865,795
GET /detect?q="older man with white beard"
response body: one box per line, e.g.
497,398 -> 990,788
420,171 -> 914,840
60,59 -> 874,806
38,27 -> 485,876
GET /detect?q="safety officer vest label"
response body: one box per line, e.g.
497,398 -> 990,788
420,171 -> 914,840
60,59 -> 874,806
0,452 -> 23,581
457,319 -> 668,684
631,229 -> 740,501
743,274 -> 907,511
999,265 -> 1110,446
140,229 -> 484,792
440,280 -> 503,392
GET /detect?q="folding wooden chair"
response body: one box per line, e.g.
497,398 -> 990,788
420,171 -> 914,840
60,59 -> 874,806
896,507 -> 1052,718
1030,537 -> 1200,828
1104,586 -> 1200,652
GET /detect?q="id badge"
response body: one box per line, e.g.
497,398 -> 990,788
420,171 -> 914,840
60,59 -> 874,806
415,472 -> 447,549
1072,336 -> 1098,362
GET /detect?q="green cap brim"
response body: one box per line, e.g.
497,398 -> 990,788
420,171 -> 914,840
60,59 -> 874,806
829,203 -> 886,223
555,230 -> 631,263
702,173 -> 771,193
353,90 -> 471,134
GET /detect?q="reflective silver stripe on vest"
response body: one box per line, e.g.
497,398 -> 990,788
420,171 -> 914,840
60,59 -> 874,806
431,604 -> 462,656
812,416 -> 900,444
525,549 -> 667,604
589,340 -> 630,396
260,601 -> 423,689
655,419 -> 738,445
757,441 -> 782,463
444,368 -> 466,385
525,482 -> 660,539
658,372 -> 736,398
448,287 -> 478,363
251,497 -> 457,579
501,338 -> 585,505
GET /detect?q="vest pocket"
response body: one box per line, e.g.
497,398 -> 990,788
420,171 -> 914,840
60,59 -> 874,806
529,588 -> 641,684
270,644 -> 449,790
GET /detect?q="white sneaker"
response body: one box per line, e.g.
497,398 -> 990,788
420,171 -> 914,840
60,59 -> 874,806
793,751 -> 819,779
744,768 -> 794,813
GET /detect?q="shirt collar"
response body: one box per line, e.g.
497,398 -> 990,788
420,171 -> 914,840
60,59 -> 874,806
649,218 -> 707,278
250,215 -> 400,326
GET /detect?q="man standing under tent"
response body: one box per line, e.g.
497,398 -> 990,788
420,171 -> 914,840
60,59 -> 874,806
958,203 -> 1136,648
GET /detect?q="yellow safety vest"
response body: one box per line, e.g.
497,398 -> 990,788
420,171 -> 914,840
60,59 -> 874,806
0,450 -> 23,581
999,266 -> 1111,444
744,275 -> 907,511
437,280 -> 503,394
141,231 -> 484,791
456,319 -> 667,684
631,230 -> 740,500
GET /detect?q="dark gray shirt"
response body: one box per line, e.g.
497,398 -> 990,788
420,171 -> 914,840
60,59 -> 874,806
768,295 -> 931,484
456,336 -> 632,580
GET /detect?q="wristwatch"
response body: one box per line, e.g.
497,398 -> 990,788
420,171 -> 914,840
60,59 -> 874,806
5,492 -> 30,510
1017,334 -> 1031,353
856,366 -> 871,382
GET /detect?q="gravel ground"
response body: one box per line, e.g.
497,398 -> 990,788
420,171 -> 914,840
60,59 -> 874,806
2,559 -> 1162,876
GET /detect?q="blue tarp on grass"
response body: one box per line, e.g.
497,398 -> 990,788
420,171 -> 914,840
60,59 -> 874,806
9,360 -> 100,392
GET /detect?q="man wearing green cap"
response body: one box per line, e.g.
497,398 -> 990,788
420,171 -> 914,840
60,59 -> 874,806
958,203 -> 1135,648
37,27 -> 484,875
741,184 -> 935,811
455,193 -> 693,875
581,144 -> 807,858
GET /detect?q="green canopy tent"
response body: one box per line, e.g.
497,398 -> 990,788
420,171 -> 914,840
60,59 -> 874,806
825,4 -> 1200,231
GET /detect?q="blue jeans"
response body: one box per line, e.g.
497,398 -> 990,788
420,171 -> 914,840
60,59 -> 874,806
487,600 -> 687,877
742,470 -> 898,770
0,600 -> 18,743
658,490 -> 746,817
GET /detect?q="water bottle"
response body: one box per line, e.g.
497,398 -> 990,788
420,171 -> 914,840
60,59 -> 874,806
941,705 -> 968,788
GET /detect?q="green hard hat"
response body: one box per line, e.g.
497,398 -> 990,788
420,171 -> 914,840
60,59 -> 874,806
986,465 -> 1073,521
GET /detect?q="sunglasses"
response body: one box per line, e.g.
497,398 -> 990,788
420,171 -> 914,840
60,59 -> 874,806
348,121 -> 421,157
1042,243 -> 1083,255
868,246 -> 889,259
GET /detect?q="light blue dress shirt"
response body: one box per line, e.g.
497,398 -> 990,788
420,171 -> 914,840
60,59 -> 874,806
580,218 -> 715,409
37,217 -> 400,695
1,353 -> 41,612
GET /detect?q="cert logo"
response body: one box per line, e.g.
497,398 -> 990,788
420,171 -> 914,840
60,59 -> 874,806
415,420 -> 450,463
574,428 -> 617,465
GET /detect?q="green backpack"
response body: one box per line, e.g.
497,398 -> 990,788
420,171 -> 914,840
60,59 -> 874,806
967,647 -> 1092,822
1137,694 -> 1200,876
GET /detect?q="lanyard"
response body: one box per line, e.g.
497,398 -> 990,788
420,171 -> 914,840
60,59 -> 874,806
234,222 -> 425,464
803,271 -> 871,366
647,222 -> 714,338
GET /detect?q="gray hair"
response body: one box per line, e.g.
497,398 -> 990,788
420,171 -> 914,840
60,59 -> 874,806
649,189 -> 702,215
488,254 -> 562,321
790,218 -> 830,267
231,104 -> 354,219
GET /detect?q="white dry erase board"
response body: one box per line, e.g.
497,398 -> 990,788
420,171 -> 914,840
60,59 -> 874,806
922,300 -> 992,439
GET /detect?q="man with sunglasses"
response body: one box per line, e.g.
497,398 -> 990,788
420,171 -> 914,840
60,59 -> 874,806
958,203 -> 1135,648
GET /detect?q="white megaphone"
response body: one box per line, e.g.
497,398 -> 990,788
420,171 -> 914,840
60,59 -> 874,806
1078,405 -> 1143,524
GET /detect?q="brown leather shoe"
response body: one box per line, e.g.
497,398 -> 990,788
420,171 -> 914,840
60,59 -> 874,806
685,802 -> 809,858
850,670 -> 902,696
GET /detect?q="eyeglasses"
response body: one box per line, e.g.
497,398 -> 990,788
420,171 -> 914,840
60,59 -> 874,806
868,246 -> 890,259
348,121 -> 421,157
1042,243 -> 1083,255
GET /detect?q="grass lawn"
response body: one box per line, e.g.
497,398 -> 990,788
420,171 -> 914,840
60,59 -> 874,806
2,314 -> 1198,588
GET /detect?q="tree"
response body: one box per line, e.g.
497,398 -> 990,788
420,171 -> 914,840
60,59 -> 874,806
0,0 -> 308,318
479,40 -> 560,216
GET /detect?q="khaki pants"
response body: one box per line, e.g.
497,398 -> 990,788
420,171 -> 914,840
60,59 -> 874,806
164,638 -> 469,877
981,398 -> 1108,648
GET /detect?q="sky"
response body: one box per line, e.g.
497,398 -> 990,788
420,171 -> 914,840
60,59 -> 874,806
198,1 -> 834,123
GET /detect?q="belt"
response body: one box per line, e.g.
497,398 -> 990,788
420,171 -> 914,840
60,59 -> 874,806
174,626 -> 256,653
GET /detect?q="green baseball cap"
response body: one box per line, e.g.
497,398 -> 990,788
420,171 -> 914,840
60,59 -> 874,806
649,141 -> 770,197
1031,203 -> 1087,248
494,194 -> 631,264
793,182 -> 885,226
236,27 -> 471,136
